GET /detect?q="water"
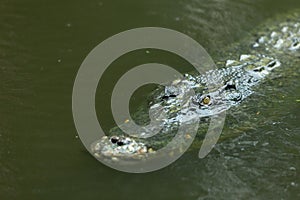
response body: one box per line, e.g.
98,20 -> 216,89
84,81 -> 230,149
0,0 -> 299,199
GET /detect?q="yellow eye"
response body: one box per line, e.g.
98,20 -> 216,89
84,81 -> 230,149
202,96 -> 210,105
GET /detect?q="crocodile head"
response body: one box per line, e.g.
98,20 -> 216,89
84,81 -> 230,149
89,17 -> 300,159
91,135 -> 150,160
91,54 -> 281,158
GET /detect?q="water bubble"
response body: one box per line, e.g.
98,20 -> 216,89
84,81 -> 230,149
289,167 -> 296,171
66,23 -> 72,28
290,182 -> 297,187
262,142 -> 269,147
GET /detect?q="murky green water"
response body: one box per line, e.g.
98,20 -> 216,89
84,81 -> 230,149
0,0 -> 300,199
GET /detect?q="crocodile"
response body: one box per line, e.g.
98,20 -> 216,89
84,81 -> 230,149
91,11 -> 300,161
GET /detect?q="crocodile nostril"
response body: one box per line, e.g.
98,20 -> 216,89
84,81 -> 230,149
110,138 -> 118,144
117,141 -> 125,146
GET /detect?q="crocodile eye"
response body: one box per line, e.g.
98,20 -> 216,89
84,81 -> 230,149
202,96 -> 211,105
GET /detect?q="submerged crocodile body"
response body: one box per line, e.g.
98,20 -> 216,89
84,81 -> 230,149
92,11 -> 300,160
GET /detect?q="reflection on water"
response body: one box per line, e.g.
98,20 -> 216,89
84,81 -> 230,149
0,0 -> 300,199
